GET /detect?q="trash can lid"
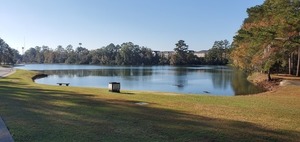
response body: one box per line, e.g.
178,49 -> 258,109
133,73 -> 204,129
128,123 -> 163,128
109,82 -> 120,84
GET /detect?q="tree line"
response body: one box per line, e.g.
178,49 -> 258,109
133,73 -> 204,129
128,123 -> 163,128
230,0 -> 300,79
22,42 -> 159,65
0,39 -> 231,66
0,38 -> 20,65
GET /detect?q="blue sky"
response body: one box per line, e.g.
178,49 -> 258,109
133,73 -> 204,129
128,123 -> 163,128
0,0 -> 264,53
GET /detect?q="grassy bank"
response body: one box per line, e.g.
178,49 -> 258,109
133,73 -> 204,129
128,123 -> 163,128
0,70 -> 300,141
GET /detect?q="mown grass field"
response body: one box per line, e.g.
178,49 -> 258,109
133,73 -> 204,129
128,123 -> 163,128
0,70 -> 300,142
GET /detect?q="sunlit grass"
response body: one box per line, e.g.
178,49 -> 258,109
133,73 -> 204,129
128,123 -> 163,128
0,70 -> 300,141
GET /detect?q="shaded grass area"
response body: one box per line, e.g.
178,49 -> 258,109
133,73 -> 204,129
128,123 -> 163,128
0,70 -> 300,141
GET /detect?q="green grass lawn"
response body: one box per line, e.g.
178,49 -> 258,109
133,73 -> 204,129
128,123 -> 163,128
0,70 -> 300,142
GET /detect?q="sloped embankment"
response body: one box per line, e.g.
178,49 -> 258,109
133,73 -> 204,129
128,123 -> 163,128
247,72 -> 281,91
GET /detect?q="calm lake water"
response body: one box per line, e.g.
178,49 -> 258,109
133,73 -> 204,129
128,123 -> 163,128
15,64 -> 264,96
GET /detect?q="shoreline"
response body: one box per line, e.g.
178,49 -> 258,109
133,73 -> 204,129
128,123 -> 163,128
248,72 -> 300,93
25,71 -> 292,96
247,72 -> 278,92
8,68 -> 300,96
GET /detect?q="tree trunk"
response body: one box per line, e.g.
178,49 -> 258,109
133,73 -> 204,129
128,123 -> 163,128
291,52 -> 294,75
297,47 -> 300,76
289,55 -> 291,75
268,69 -> 272,81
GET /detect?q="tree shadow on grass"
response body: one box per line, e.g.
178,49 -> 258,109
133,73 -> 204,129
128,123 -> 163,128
0,81 -> 299,142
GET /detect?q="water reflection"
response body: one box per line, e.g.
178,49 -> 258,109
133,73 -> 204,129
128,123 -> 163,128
230,68 -> 264,95
209,67 -> 233,90
174,67 -> 188,89
16,64 -> 264,96
39,68 -> 153,80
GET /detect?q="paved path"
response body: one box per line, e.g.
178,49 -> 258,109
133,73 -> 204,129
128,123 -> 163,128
0,117 -> 14,142
280,80 -> 300,86
0,67 -> 15,142
0,67 -> 15,78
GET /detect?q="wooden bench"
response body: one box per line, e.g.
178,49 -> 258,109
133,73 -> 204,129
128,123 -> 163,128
57,83 -> 70,86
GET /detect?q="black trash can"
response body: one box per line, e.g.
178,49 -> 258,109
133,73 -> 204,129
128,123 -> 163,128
108,82 -> 120,93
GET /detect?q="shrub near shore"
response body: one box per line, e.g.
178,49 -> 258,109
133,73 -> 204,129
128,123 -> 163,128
0,70 -> 299,141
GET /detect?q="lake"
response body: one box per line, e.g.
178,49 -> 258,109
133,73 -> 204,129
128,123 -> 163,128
15,64 -> 264,96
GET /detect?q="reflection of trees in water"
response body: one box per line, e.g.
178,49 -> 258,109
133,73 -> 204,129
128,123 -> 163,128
209,68 -> 232,90
38,66 -> 264,95
173,66 -> 232,90
174,67 -> 188,88
207,66 -> 263,95
230,69 -> 264,95
40,68 -> 153,78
